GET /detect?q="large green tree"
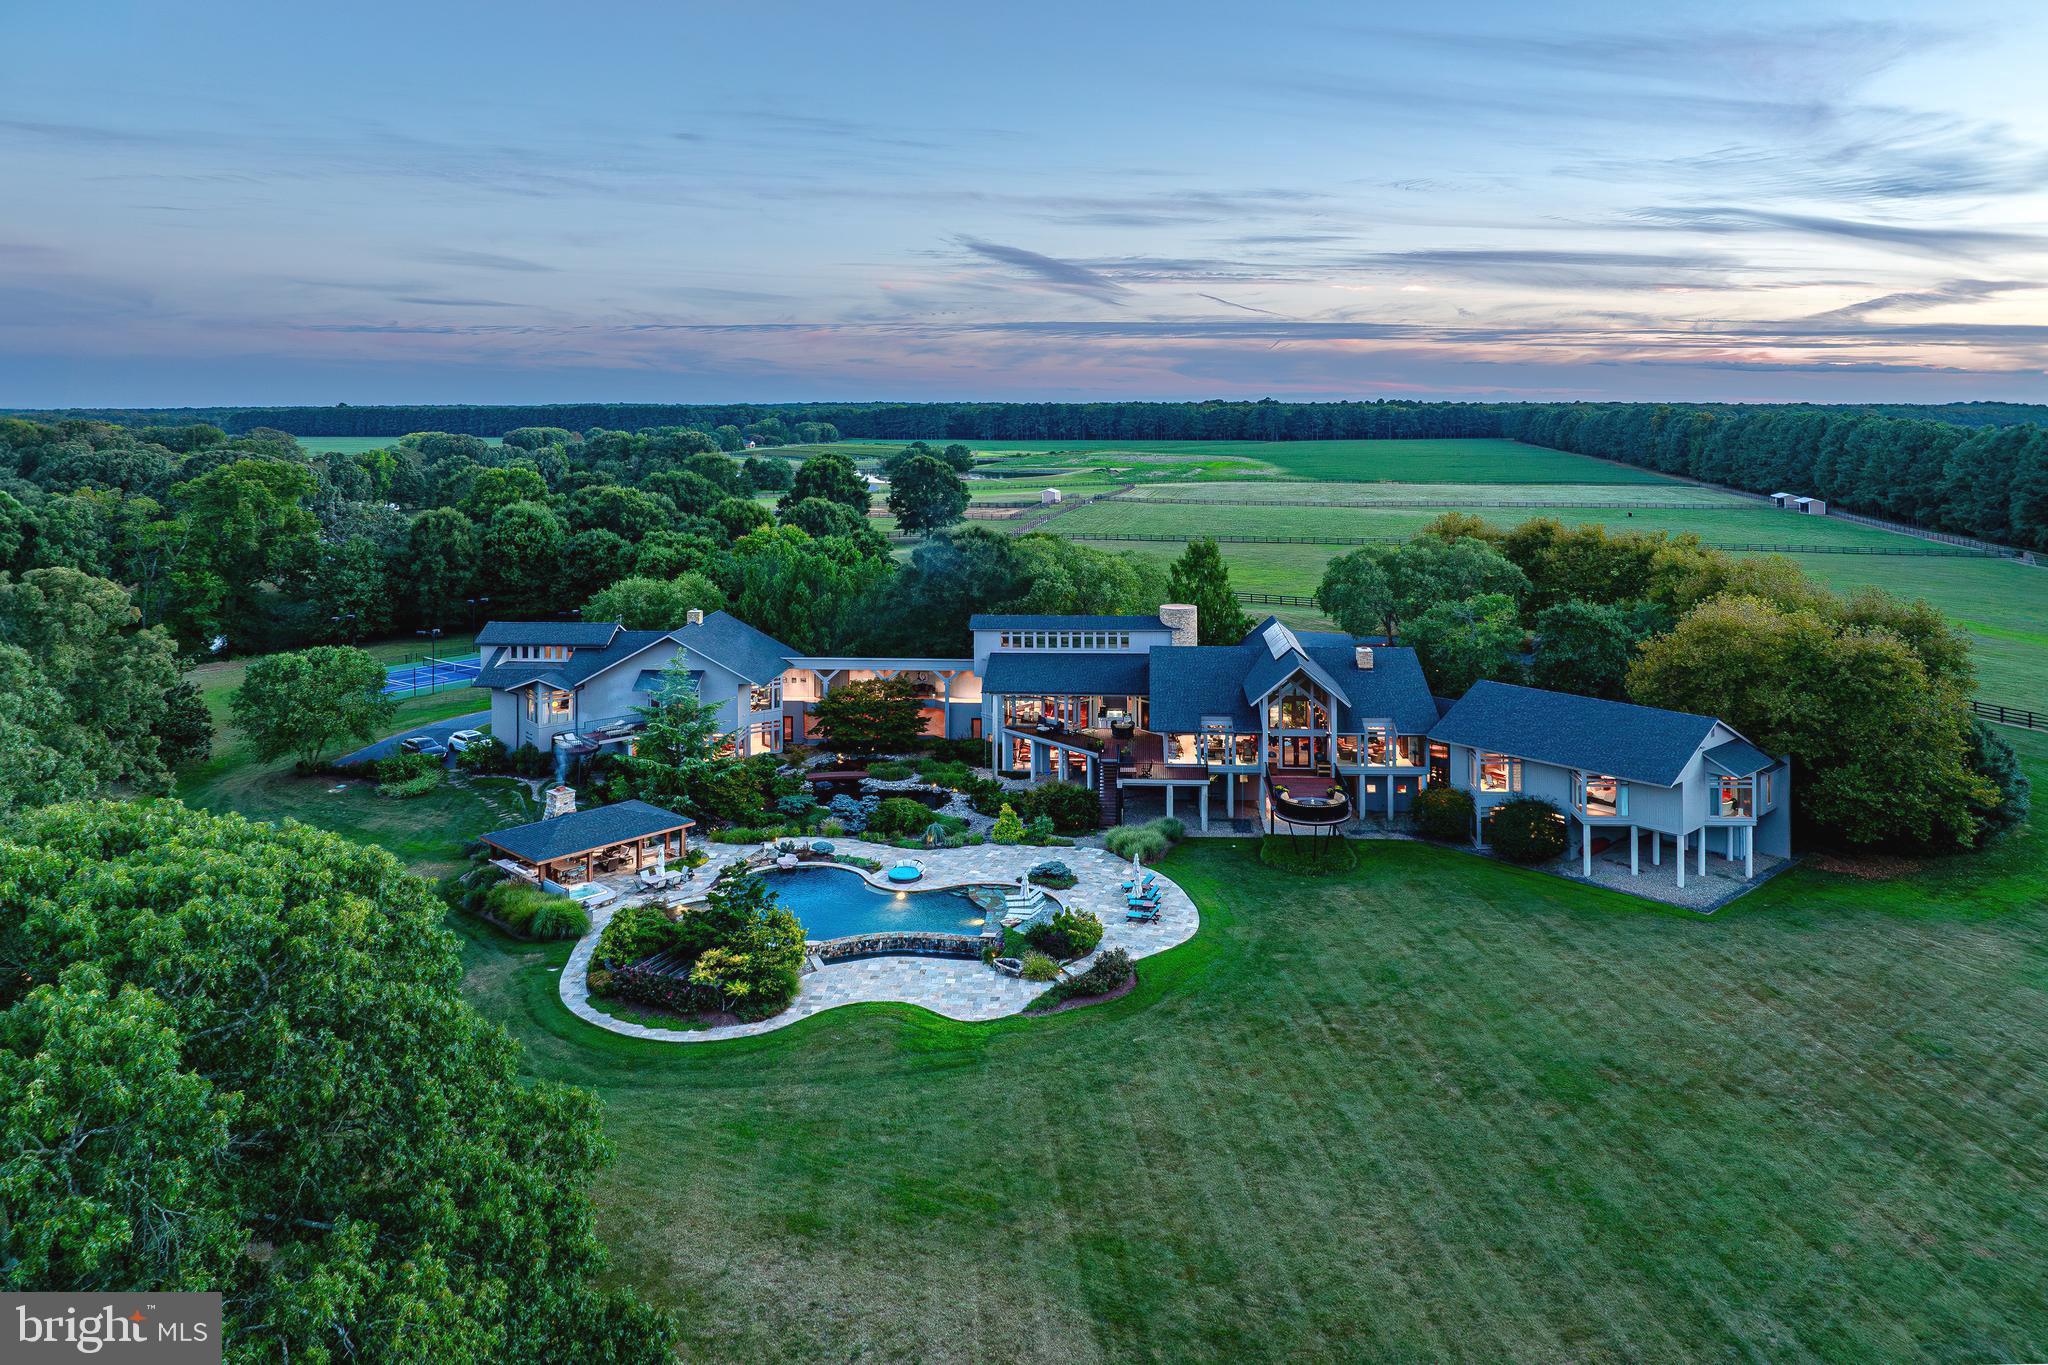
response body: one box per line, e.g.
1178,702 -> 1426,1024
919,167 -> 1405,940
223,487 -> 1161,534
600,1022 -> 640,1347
0,567 -> 208,793
481,500 -> 568,616
807,674 -> 926,753
0,800 -> 672,1359
885,454 -> 969,535
1166,538 -> 1253,644
230,645 -> 396,768
1405,593 -> 1525,696
165,459 -> 320,646
405,506 -> 478,629
583,574 -> 727,630
1628,596 -> 1995,846
1316,537 -> 1528,642
780,451 -> 869,514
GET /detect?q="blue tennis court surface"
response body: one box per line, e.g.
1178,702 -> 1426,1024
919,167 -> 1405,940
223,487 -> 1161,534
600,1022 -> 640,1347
382,657 -> 482,695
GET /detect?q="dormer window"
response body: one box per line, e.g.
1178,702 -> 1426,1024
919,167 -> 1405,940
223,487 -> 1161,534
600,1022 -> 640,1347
509,644 -> 569,661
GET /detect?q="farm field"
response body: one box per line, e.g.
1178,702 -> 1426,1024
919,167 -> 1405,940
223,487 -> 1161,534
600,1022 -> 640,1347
463,731 -> 2048,1363
291,434 -> 501,455
955,437 -> 1683,484
1107,479 -> 1756,507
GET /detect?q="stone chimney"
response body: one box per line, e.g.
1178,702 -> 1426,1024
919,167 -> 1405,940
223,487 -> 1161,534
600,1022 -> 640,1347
1355,645 -> 1374,670
686,607 -> 704,626
543,785 -> 577,819
1159,603 -> 1198,647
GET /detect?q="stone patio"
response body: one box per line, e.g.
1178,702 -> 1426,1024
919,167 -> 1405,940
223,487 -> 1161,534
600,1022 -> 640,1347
558,838 -> 1198,1043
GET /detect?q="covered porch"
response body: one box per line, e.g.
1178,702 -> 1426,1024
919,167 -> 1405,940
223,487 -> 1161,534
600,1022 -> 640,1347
480,799 -> 695,890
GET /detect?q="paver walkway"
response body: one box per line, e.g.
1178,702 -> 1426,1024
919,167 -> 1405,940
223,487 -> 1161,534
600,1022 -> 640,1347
559,838 -> 1198,1043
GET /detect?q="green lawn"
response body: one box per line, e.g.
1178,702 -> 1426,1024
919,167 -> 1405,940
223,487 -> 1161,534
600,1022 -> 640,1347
459,731 -> 2048,1362
1109,479 -> 1756,507
947,438 -> 1684,485
174,630 -> 514,876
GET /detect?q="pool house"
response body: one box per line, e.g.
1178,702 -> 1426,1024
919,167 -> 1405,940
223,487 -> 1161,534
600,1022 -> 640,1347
481,799 -> 695,891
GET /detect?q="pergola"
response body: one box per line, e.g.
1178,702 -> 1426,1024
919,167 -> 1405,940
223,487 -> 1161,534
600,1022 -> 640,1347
480,799 -> 695,888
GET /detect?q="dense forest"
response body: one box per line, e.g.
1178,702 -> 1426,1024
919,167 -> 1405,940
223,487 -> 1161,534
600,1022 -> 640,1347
12,399 -> 2048,550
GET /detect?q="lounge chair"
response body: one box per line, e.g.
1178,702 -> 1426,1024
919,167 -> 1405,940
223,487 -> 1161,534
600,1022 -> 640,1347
1126,902 -> 1161,922
1120,871 -> 1156,892
1126,890 -> 1161,909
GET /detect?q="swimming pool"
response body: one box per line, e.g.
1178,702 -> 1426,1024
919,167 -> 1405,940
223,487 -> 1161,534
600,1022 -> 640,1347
760,867 -> 990,941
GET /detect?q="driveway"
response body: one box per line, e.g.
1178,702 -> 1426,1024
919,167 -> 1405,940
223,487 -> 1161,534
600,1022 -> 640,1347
337,710 -> 490,767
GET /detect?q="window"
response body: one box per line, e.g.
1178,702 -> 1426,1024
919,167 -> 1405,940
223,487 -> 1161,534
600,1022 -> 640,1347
1577,773 -> 1623,817
510,643 -> 569,661
547,688 -> 572,718
751,721 -> 779,753
749,679 -> 780,711
1365,727 -> 1389,766
1335,734 -> 1360,764
1478,753 -> 1521,793
1395,735 -> 1422,767
1428,742 -> 1450,786
523,688 -> 537,721
1760,772 -> 1774,809
1716,777 -> 1754,818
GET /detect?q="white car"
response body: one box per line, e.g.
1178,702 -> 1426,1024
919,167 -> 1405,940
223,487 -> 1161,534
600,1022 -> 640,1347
446,729 -> 486,752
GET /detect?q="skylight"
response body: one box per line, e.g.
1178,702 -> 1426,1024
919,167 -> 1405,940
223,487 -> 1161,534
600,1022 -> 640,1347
1261,620 -> 1302,659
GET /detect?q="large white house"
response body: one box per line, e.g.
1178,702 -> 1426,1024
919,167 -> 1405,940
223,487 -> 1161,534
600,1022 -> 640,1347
471,603 -> 1790,884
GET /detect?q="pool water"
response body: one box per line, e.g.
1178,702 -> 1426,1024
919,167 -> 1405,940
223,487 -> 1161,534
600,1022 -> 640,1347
761,867 -> 989,940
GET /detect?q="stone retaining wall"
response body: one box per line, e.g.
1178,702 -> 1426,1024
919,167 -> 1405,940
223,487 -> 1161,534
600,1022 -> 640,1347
812,930 -> 989,964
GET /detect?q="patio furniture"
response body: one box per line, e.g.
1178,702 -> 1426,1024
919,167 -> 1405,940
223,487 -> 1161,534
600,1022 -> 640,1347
1126,902 -> 1161,922
1126,890 -> 1161,909
1121,871 -> 1156,892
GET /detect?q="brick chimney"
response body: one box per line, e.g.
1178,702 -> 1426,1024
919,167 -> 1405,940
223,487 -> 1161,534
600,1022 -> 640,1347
543,785 -> 577,819
1159,603 -> 1198,647
686,607 -> 704,626
1355,645 -> 1374,670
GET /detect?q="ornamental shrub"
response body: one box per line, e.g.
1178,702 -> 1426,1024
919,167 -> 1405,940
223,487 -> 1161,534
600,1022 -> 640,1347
1152,816 -> 1185,844
454,735 -> 510,773
869,796 -> 936,838
594,902 -> 679,967
867,759 -> 914,782
1030,947 -> 1133,1010
991,803 -> 1026,845
925,737 -> 989,766
1024,815 -> 1056,844
1012,781 -> 1101,833
1103,823 -> 1170,863
1021,951 -> 1059,982
1488,797 -> 1569,863
375,749 -> 443,784
524,896 -> 591,942
1413,786 -> 1475,843
826,793 -> 876,833
1026,908 -> 1103,960
1027,860 -> 1077,889
964,776 -> 1011,816
376,771 -> 443,800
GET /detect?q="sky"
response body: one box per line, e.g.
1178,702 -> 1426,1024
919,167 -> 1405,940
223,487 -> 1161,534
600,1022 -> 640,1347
4,0 -> 2048,407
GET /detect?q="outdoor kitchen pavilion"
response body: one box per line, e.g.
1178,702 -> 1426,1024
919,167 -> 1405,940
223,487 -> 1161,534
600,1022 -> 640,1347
479,799 -> 695,887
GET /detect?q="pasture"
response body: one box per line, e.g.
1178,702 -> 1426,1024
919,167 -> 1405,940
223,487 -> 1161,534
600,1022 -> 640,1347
291,434 -> 501,455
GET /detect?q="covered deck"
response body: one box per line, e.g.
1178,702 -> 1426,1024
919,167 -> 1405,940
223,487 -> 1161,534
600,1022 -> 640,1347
480,799 -> 695,889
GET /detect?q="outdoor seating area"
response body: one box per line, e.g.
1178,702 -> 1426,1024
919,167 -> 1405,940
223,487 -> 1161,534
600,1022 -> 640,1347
479,799 -> 696,892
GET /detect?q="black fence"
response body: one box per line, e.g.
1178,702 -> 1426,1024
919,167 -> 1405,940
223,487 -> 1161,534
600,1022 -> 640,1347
1236,591 -> 1319,607
1971,701 -> 2045,731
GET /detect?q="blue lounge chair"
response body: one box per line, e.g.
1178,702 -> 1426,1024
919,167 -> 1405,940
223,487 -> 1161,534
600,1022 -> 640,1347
1120,871 -> 1156,892
1126,901 -> 1161,922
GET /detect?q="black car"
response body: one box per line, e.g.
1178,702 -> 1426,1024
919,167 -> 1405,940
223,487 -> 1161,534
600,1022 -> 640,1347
399,736 -> 450,757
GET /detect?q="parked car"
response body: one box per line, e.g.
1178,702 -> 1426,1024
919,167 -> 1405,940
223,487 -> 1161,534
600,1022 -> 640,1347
400,736 -> 450,757
446,728 -> 486,752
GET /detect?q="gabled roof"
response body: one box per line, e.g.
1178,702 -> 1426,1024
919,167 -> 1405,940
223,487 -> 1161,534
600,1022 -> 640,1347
1704,738 -> 1777,776
671,610 -> 794,684
970,613 -> 1167,631
474,628 -> 675,691
1430,680 -> 1723,787
477,620 -> 622,647
1143,622 -> 1438,735
481,799 -> 694,866
982,650 -> 1151,697
1242,645 -> 1351,710
1145,644 -> 1261,731
1303,641 -> 1439,734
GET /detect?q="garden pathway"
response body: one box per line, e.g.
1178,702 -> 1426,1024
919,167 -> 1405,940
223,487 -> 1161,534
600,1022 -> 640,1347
557,839 -> 1198,1043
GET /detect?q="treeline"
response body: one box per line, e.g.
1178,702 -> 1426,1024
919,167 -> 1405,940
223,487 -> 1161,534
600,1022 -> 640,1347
1498,405 -> 2048,551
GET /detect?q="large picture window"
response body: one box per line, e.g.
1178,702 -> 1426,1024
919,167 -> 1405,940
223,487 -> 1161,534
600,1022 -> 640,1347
1716,777 -> 1754,818
1576,773 -> 1623,817
1478,753 -> 1521,793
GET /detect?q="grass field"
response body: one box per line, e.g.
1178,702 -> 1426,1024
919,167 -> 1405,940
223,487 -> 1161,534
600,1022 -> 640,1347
290,434 -> 501,455
459,732 -> 2048,1362
174,630 -> 514,876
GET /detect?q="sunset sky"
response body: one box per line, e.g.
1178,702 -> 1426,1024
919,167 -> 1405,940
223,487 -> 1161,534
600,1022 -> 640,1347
5,0 -> 2048,406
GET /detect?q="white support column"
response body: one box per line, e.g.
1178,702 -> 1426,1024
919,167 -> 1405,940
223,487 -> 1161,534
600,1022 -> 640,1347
1745,825 -> 1754,880
1198,785 -> 1209,832
1165,786 -> 1175,821
1629,825 -> 1639,875
1727,825 -> 1736,858
1472,802 -> 1483,849
1356,774 -> 1365,813
1582,820 -> 1592,876
1676,829 -> 1686,888
1228,772 -> 1236,822
1652,831 -> 1661,866
1386,775 -> 1395,820
1698,829 -> 1707,876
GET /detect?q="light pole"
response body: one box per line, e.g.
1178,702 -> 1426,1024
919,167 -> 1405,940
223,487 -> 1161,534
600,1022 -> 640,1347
465,596 -> 491,631
416,626 -> 443,674
331,612 -> 360,644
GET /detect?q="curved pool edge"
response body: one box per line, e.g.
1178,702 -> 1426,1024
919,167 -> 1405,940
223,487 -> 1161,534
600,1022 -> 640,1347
554,839 -> 1197,1045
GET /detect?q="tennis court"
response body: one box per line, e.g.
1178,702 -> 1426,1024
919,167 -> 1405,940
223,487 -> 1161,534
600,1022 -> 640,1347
381,656 -> 482,696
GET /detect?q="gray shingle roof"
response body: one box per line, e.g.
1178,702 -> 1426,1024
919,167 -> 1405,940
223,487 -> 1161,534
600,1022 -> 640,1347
673,610 -> 795,684
982,650 -> 1152,697
477,621 -> 622,647
1141,633 -> 1438,736
969,613 -> 1166,631
1429,680 -> 1721,787
481,799 -> 694,865
1703,738 -> 1777,776
474,628 -> 675,691
1144,644 -> 1261,731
